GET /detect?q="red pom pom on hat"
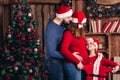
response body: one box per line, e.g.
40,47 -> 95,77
71,11 -> 87,28
56,5 -> 73,18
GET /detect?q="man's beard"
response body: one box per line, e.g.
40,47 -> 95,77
62,20 -> 72,27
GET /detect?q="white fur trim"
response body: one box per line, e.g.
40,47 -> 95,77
71,18 -> 78,23
87,38 -> 94,43
56,9 -> 73,18
81,18 -> 87,24
78,24 -> 83,28
93,53 -> 103,80
94,42 -> 98,51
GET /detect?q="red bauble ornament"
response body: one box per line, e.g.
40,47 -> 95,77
17,12 -> 22,17
16,3 -> 20,7
11,47 -> 15,50
32,36 -> 36,39
4,47 -> 8,52
5,43 -> 9,47
7,28 -> 11,33
25,63 -> 30,67
22,7 -> 25,11
30,59 -> 34,63
38,47 -> 42,52
35,71 -> 39,76
30,15 -> 33,19
18,17 -> 22,21
18,23 -> 23,27
28,24 -> 34,29
10,58 -> 15,62
15,34 -> 20,38
21,37 -> 26,41
29,49 -> 32,53
28,36 -> 32,40
22,51 -> 26,55
42,71 -> 47,77
38,63 -> 42,67
32,29 -> 38,34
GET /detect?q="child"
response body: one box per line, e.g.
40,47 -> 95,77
81,38 -> 119,80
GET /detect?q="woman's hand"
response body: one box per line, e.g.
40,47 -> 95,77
73,52 -> 83,61
77,62 -> 83,69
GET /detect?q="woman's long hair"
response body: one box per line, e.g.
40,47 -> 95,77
67,23 -> 85,38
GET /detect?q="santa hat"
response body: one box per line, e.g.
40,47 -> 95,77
87,38 -> 99,51
71,11 -> 87,28
56,5 -> 73,18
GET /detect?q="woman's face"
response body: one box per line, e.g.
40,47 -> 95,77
86,41 -> 95,51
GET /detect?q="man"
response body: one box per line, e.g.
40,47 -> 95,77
44,5 -> 73,80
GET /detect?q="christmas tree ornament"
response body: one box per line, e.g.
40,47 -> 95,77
20,37 -> 26,41
27,28 -> 31,32
1,69 -> 6,76
29,69 -> 33,73
17,12 -> 22,17
23,70 -> 27,74
5,53 -> 10,57
14,66 -> 19,71
18,17 -> 22,21
34,54 -> 39,59
34,48 -> 38,52
8,39 -> 13,43
11,47 -> 15,51
7,27 -> 12,32
7,34 -> 12,38
28,13 -> 32,17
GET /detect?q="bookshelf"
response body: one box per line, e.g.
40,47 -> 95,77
85,0 -> 120,80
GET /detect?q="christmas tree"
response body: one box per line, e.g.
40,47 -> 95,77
0,0 -> 47,80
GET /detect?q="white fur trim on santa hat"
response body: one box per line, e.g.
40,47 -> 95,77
71,18 -> 87,24
78,24 -> 83,28
71,18 -> 78,23
94,42 -> 98,51
56,9 -> 73,19
81,18 -> 87,24
87,38 -> 94,43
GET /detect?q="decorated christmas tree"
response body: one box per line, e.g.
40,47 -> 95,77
0,0 -> 47,80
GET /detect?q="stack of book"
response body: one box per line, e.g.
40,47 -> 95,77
101,20 -> 120,33
90,19 -> 101,33
90,19 -> 120,33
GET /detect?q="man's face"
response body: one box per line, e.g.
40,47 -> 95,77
63,16 -> 72,24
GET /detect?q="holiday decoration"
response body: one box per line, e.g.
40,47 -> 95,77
62,0 -> 72,7
86,0 -> 120,18
0,0 -> 47,80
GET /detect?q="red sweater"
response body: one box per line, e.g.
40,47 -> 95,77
83,55 -> 119,80
61,31 -> 88,64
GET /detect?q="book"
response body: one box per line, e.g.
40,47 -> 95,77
113,20 -> 120,32
110,21 -> 118,32
101,21 -> 111,32
98,19 -> 101,33
106,21 -> 114,32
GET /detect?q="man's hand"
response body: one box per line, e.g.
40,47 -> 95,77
73,52 -> 83,61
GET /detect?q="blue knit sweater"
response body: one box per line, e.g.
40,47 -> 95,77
44,20 -> 65,59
